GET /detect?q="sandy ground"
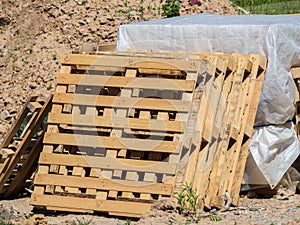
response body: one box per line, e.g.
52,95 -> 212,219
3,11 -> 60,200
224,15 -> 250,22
0,193 -> 299,225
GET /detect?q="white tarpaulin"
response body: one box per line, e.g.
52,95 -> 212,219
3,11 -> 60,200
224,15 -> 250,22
117,14 -> 300,188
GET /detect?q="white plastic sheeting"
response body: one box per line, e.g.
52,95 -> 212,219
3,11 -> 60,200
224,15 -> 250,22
117,14 -> 300,188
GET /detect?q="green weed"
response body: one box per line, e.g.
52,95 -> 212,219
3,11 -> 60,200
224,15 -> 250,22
209,215 -> 222,222
175,182 -> 199,216
75,218 -> 93,225
28,44 -> 33,54
52,53 -> 57,61
162,0 -> 180,17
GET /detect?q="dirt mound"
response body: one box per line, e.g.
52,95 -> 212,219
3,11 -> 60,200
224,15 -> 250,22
0,0 -> 236,142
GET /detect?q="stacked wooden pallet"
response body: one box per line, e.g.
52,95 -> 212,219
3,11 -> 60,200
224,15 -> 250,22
30,51 -> 208,217
30,50 -> 266,217
0,94 -> 52,198
291,67 -> 300,137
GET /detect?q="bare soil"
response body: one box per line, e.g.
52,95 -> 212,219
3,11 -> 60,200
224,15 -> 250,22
0,194 -> 300,224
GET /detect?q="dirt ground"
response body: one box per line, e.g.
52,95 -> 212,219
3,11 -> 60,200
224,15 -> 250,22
1,0 -> 300,224
0,193 -> 300,224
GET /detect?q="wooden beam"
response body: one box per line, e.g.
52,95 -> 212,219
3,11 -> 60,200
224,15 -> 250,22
57,74 -> 195,92
30,194 -> 152,217
48,113 -> 185,133
34,173 -> 173,195
43,133 -> 180,153
61,54 -> 203,72
38,152 -> 177,174
53,93 -> 191,112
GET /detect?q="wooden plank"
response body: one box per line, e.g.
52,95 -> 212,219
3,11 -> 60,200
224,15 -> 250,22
27,102 -> 43,111
291,67 -> 300,79
192,55 -> 236,209
61,54 -> 203,72
30,194 -> 152,217
43,133 -> 180,153
3,133 -> 44,198
57,74 -> 195,92
229,56 -> 266,206
203,57 -> 247,208
38,152 -> 177,174
0,95 -> 52,193
53,93 -> 191,112
34,173 -> 172,195
184,65 -> 220,207
0,96 -> 38,148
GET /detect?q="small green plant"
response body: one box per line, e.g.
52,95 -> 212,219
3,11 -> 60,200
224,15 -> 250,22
28,44 -> 33,54
52,53 -> 57,61
75,218 -> 93,225
209,215 -> 222,222
162,0 -> 180,18
175,182 -> 199,216
117,9 -> 125,17
47,83 -> 53,90
124,219 -> 131,225
24,212 -> 34,219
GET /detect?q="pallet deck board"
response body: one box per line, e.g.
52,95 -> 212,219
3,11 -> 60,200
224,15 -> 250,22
34,173 -> 173,195
57,74 -> 195,92
43,133 -> 180,153
47,113 -> 185,133
38,152 -> 178,174
53,92 -> 191,112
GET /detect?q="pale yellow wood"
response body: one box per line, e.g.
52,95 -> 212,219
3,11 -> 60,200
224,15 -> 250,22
38,152 -> 177,174
96,191 -> 108,200
291,67 -> 300,79
53,93 -> 191,112
61,54 -> 203,73
43,133 -> 179,153
31,194 -> 151,216
27,102 -> 42,111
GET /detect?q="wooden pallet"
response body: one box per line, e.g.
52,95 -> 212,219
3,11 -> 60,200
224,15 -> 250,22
0,94 -> 52,198
291,67 -> 300,137
30,51 -> 210,217
185,53 -> 266,209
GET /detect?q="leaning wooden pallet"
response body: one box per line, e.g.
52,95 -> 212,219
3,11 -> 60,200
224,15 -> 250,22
291,67 -> 300,138
184,53 -> 233,210
0,94 -> 52,198
30,51 -> 211,217
187,54 -> 266,210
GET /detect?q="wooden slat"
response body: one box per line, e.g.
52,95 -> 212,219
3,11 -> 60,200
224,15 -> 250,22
0,95 -> 52,194
57,74 -> 195,92
43,133 -> 180,153
53,93 -> 190,112
2,133 -> 44,197
0,96 -> 38,148
291,67 -> 300,79
48,113 -> 185,133
38,152 -> 177,174
61,54 -> 203,72
34,173 -> 172,195
30,194 -> 152,217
